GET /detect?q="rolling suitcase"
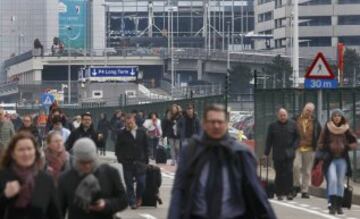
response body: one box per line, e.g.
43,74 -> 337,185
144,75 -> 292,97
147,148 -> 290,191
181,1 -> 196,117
259,157 -> 275,199
155,146 -> 167,164
142,164 -> 162,207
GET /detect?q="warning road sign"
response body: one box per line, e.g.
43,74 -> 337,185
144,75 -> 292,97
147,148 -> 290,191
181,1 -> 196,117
40,93 -> 55,106
305,52 -> 335,79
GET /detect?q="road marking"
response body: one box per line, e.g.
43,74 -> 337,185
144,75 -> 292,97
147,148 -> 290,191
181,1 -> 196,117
347,217 -> 360,219
161,173 -> 175,180
139,213 -> 158,219
271,200 -> 341,219
300,204 -> 310,208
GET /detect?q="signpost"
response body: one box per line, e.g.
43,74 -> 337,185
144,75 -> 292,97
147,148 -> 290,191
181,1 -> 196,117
40,93 -> 55,114
304,52 -> 337,122
86,66 -> 138,82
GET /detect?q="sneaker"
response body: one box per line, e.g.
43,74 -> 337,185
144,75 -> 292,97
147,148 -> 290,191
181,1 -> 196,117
301,193 -> 310,199
277,196 -> 284,201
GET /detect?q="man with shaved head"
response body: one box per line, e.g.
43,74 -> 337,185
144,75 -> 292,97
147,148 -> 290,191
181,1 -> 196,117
292,102 -> 322,199
265,107 -> 299,201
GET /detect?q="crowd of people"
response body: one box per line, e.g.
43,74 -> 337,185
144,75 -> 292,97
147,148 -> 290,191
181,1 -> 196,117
265,103 -> 357,215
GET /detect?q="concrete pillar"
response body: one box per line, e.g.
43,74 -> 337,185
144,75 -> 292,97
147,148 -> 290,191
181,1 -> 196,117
91,0 -> 106,53
33,69 -> 42,81
197,59 -> 203,80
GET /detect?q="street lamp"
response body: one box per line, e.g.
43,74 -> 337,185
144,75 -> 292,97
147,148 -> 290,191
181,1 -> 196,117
66,26 -> 72,104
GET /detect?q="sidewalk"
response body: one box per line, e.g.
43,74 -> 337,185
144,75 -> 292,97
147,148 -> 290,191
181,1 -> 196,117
259,166 -> 360,205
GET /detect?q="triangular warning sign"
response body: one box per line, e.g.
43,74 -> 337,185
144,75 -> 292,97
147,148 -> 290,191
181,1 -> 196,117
305,52 -> 335,79
43,95 -> 53,105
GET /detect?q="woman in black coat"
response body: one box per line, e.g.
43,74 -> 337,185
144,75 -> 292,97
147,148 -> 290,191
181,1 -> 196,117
0,132 -> 61,219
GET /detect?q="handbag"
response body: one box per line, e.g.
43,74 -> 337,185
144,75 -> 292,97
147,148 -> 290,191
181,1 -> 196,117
311,160 -> 324,187
342,177 -> 353,209
259,157 -> 275,199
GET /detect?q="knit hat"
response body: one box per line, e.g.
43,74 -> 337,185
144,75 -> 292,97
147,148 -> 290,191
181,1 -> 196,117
331,109 -> 345,118
73,138 -> 97,162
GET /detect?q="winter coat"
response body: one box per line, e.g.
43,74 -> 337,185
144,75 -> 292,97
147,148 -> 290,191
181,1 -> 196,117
177,114 -> 201,141
168,133 -> 277,219
65,125 -> 98,152
0,168 -> 61,219
58,164 -> 128,219
115,127 -> 149,175
265,120 -> 299,161
97,119 -> 111,139
316,122 -> 357,177
0,120 -> 15,149
162,114 -> 182,139
294,114 -> 322,150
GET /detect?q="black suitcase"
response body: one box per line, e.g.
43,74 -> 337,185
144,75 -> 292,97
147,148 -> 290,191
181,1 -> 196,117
142,164 -> 162,207
259,158 -> 275,199
155,146 -> 167,164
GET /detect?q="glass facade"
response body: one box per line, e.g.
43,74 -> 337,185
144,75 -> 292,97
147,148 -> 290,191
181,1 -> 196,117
299,37 -> 332,47
106,0 -> 255,48
299,16 -> 332,26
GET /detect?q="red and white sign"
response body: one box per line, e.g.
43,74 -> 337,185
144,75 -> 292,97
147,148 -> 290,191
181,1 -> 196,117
305,52 -> 335,79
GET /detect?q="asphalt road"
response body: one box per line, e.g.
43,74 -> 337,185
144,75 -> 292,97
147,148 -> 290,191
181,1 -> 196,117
112,164 -> 360,219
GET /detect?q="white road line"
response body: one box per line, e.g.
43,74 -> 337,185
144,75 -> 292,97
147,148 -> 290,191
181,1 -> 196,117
347,217 -> 360,219
271,200 -> 341,219
161,173 -> 175,180
139,213 -> 158,219
300,204 -> 310,208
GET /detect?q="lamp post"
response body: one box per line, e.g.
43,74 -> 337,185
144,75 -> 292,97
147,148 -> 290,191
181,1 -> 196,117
226,21 -> 231,113
67,26 -> 72,104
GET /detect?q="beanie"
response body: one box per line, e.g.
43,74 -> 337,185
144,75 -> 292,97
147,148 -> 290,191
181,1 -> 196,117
73,138 -> 97,162
331,109 -> 345,118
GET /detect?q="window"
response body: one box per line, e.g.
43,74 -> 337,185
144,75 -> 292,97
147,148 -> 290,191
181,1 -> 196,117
299,0 -> 331,5
339,36 -> 360,45
299,37 -> 331,47
338,15 -> 360,25
338,0 -> 360,4
258,0 -> 273,5
275,0 -> 283,8
258,11 -> 273,23
299,16 -> 331,26
275,18 -> 287,28
259,30 -> 273,35
275,38 -> 286,48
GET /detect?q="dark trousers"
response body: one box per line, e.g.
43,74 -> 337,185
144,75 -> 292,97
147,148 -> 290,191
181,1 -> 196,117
123,163 -> 146,206
273,158 -> 294,196
148,137 -> 159,159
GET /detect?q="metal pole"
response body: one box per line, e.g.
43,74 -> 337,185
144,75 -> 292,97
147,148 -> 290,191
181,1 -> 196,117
68,36 -> 71,104
171,9 -> 175,89
222,0 -> 225,51
231,0 -> 234,47
353,67 -> 357,87
293,0 -> 299,87
226,22 -> 231,112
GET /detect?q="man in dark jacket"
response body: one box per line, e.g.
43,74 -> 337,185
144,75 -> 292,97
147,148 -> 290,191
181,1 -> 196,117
115,114 -> 149,209
293,102 -> 322,199
168,104 -> 277,219
66,112 -> 99,151
58,138 -> 128,219
178,103 -> 202,145
264,108 -> 299,201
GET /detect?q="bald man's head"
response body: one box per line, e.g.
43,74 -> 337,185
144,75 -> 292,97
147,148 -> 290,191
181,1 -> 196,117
302,102 -> 315,118
277,108 -> 288,123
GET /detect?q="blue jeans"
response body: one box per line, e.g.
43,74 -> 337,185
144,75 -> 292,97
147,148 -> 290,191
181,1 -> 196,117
327,158 -> 347,197
123,164 -> 146,206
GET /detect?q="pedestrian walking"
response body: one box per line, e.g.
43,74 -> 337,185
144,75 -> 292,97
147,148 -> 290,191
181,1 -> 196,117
264,108 -> 299,201
0,108 -> 15,155
316,109 -> 357,215
49,115 -> 71,143
293,102 -> 322,198
58,138 -> 128,219
162,104 -> 182,166
66,112 -> 99,152
111,110 -> 124,143
177,103 -> 201,146
0,132 -> 61,219
168,104 -> 277,219
44,131 -> 72,184
115,114 -> 149,209
36,110 -> 48,140
97,113 -> 111,156
143,112 -> 162,159
18,115 -> 42,147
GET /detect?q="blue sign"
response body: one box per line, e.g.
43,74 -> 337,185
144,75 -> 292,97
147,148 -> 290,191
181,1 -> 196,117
87,67 -> 138,82
304,79 -> 338,89
40,93 -> 55,106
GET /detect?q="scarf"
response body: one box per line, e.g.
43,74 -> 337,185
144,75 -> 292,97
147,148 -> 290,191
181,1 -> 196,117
45,147 -> 68,183
11,164 -> 38,208
185,135 -> 241,219
327,121 -> 349,135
